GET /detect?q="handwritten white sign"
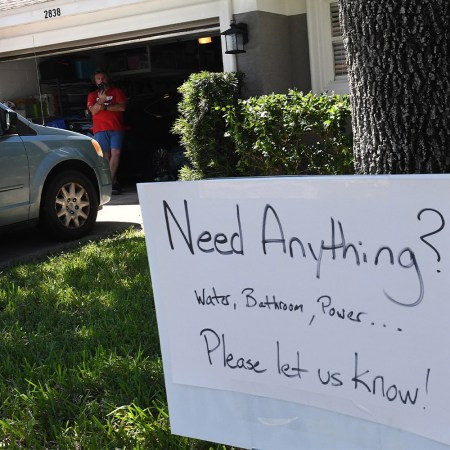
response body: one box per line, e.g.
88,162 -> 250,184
138,176 -> 450,449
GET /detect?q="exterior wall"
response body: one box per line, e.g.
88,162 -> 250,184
0,59 -> 40,100
0,0 -> 226,59
306,0 -> 350,94
0,0 -> 316,98
235,11 -> 310,97
290,14 -> 311,93
233,0 -> 306,16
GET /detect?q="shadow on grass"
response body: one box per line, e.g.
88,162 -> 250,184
0,229 -> 238,448
0,229 -> 240,449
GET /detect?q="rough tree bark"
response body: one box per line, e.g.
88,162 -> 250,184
339,0 -> 449,174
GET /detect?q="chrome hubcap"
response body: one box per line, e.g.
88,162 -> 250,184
55,182 -> 91,229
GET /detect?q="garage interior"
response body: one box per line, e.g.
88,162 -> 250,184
29,33 -> 223,185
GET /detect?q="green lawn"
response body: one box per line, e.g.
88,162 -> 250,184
0,228 -> 238,449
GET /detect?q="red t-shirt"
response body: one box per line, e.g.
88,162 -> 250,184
87,87 -> 127,133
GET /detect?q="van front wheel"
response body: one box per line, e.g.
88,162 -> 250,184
40,170 -> 98,240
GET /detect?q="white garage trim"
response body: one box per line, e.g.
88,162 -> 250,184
0,19 -> 220,62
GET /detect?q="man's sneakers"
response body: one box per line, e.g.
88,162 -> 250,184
112,183 -> 122,195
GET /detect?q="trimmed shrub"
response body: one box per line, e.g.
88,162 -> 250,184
225,90 -> 353,176
172,71 -> 244,180
172,72 -> 353,180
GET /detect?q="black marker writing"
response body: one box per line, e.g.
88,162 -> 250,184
417,208 -> 445,262
163,200 -> 244,255
200,328 -> 267,373
276,341 -> 309,379
317,295 -> 366,322
261,204 -> 424,307
242,288 -> 304,312
352,352 -> 424,406
195,287 -> 231,306
317,369 -> 343,387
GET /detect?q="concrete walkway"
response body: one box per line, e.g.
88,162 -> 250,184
96,187 -> 143,229
0,186 -> 143,270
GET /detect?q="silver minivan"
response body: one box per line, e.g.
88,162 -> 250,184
0,103 -> 112,240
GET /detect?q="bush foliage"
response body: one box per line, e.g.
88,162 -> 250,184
227,90 -> 353,176
172,71 -> 244,180
173,72 -> 353,180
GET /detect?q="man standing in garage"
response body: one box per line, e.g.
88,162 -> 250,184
87,69 -> 127,194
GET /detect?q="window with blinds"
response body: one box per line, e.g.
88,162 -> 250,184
330,2 -> 348,77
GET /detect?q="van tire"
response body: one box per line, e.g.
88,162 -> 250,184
40,170 -> 98,240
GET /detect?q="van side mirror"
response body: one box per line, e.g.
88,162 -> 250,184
0,108 -> 18,135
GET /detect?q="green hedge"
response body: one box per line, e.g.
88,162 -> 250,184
172,71 -> 243,180
173,72 -> 353,180
227,90 -> 353,176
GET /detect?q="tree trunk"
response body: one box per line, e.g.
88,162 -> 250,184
339,0 -> 449,174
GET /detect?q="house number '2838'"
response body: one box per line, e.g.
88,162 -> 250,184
44,8 -> 62,19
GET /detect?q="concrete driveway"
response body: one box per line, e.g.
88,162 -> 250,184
0,186 -> 143,270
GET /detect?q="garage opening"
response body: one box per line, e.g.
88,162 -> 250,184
24,34 -> 224,184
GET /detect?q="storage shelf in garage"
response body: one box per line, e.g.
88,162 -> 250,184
39,79 -> 92,117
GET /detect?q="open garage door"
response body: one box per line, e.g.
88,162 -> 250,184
0,14 -> 220,62
1,22 -> 223,184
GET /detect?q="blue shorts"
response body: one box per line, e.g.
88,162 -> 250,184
94,130 -> 124,153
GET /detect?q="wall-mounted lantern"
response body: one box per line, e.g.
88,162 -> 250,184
221,22 -> 248,54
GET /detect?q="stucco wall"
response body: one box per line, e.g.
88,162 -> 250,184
0,59 -> 40,100
235,11 -> 311,97
290,13 -> 311,93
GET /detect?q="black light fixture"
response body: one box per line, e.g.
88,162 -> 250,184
221,21 -> 248,54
